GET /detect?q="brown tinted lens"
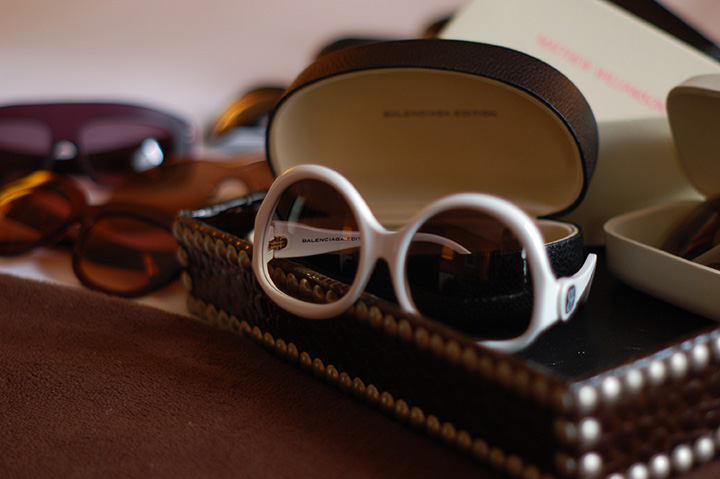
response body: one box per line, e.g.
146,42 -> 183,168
405,208 -> 533,340
267,179 -> 360,303
76,215 -> 179,296
0,189 -> 74,255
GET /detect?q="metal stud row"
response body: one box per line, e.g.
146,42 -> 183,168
603,430 -> 719,479
173,223 -> 253,272
569,334 -> 720,417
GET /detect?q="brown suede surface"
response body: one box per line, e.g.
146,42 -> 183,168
0,273 -> 488,478
1,272 -> 719,479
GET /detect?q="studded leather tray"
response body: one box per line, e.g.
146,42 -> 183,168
174,194 -> 720,479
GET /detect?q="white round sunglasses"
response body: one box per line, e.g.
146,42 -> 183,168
252,164 -> 597,352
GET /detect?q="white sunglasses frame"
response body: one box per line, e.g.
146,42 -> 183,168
253,164 -> 597,352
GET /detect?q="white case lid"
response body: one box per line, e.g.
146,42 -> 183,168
667,74 -> 720,199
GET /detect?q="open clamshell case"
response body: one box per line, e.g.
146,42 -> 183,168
605,75 -> 720,320
175,40 -> 720,479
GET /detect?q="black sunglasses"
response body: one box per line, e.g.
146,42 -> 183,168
0,102 -> 196,187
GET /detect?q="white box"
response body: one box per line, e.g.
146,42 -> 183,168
605,74 -> 720,320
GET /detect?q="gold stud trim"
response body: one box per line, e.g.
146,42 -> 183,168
192,230 -> 204,250
238,249 -> 252,270
226,244 -> 238,264
180,271 -> 193,292
177,226 -> 570,411
213,238 -> 226,258
185,295 -> 551,479
176,247 -> 188,268
172,221 -> 184,241
173,222 -> 254,269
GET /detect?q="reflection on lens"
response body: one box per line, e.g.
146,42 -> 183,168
267,179 -> 360,303
80,120 -> 174,185
131,138 -> 165,172
406,208 -> 533,339
0,189 -> 73,255
76,215 -> 179,296
0,119 -> 52,186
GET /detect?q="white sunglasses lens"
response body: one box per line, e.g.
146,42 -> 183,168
405,209 -> 533,339
265,179 -> 360,303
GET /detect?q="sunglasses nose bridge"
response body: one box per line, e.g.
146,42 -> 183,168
51,139 -> 80,161
370,227 -> 397,264
369,228 -> 409,303
48,118 -> 81,154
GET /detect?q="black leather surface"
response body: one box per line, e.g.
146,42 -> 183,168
517,247 -> 716,378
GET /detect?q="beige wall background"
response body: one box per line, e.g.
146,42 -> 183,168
1,0 -> 719,135
0,0 -> 463,133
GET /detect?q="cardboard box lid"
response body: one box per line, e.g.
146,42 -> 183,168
439,0 -> 720,243
265,39 -> 598,227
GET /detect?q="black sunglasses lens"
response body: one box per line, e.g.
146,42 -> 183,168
0,187 -> 74,255
405,208 -> 533,340
75,215 -> 179,296
266,179 -> 360,303
80,120 -> 176,185
0,119 -> 52,186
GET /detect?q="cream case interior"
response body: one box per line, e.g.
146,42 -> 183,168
605,74 -> 720,320
267,59 -> 591,247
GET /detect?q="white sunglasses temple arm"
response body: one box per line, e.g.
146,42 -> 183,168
268,221 -> 471,259
478,252 -> 597,354
559,252 -> 597,320
268,221 -> 361,259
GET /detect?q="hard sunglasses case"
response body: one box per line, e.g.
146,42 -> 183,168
175,40 -> 720,479
605,75 -> 720,320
